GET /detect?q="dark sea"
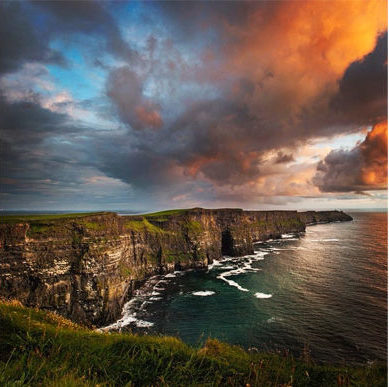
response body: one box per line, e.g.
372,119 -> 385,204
110,212 -> 387,365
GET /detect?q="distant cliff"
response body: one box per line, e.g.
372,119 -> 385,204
0,208 -> 352,326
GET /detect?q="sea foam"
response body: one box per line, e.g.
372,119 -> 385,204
254,292 -> 272,299
310,238 -> 339,242
217,275 -> 250,292
281,233 -> 296,238
192,291 -> 215,296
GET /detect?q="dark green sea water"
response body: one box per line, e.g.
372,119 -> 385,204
110,212 -> 387,364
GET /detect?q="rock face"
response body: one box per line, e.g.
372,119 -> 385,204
298,210 -> 353,225
0,208 -> 352,326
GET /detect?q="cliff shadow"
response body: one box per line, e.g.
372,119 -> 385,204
221,229 -> 234,256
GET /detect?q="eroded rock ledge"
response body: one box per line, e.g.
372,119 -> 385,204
0,208 -> 352,326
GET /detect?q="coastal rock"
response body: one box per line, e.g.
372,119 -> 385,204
0,208 -> 352,326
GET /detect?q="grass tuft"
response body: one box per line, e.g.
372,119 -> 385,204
124,218 -> 166,234
0,300 -> 386,386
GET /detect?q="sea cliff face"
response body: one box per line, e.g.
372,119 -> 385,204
0,208 -> 352,326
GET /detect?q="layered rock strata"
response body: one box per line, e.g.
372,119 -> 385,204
0,208 -> 352,325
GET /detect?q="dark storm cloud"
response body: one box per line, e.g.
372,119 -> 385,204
0,2 -> 65,74
0,94 -> 91,200
0,95 -> 70,144
312,32 -> 388,194
152,0 -> 269,41
274,152 -> 295,164
313,121 -> 387,193
107,66 -> 162,130
103,29 -> 387,190
330,32 -> 387,125
37,0 -> 139,63
102,3 -> 388,191
102,92 -> 284,188
314,149 -> 365,193
1,0 -> 387,210
96,145 -> 179,188
0,81 -> 143,210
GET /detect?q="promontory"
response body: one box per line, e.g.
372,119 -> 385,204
0,208 -> 352,326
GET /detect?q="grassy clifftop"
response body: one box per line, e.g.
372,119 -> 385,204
0,300 -> 385,386
0,212 -> 113,224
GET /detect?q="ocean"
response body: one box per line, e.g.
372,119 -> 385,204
111,212 -> 387,365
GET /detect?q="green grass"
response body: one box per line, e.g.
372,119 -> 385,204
279,218 -> 304,228
0,212 -> 112,224
143,209 -> 189,217
27,224 -> 51,235
185,220 -> 203,234
82,222 -> 106,231
0,300 -> 386,387
124,218 -> 166,234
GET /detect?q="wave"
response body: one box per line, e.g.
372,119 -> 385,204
101,300 -> 154,331
219,266 -> 256,277
253,251 -> 268,259
254,292 -> 272,299
208,259 -> 222,270
270,246 -> 305,251
310,238 -> 339,242
267,316 -> 283,323
192,291 -> 215,296
217,274 -> 249,292
135,320 -> 154,328
102,269 -> 186,331
140,300 -> 151,309
213,250 -> 270,292
281,233 -> 296,238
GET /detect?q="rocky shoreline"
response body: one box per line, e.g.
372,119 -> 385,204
0,208 -> 352,326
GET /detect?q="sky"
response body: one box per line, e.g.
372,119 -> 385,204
0,0 -> 387,212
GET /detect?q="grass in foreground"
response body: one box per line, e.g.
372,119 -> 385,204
0,300 -> 386,387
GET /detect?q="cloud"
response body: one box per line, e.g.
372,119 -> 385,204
0,94 -> 71,145
100,10 -> 387,199
0,92 -> 136,210
0,2 -> 65,74
0,93 -> 83,192
1,0 -> 387,210
274,152 -> 295,164
107,66 -> 162,130
313,121 -> 388,193
330,32 -> 387,125
36,0 -> 139,64
152,1 -> 258,43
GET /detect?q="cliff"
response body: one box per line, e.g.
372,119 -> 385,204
0,208 -> 352,326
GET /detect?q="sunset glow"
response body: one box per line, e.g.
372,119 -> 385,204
0,0 -> 387,211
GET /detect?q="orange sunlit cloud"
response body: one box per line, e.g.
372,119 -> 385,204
216,0 -> 388,126
360,121 -> 388,187
177,0 -> 387,196
1,0 -> 387,210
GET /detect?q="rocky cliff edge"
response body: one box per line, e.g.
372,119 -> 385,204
0,208 -> 352,325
